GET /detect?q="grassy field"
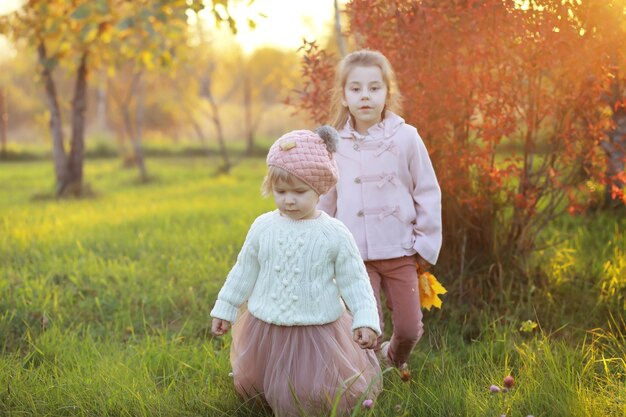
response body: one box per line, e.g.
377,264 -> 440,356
1,157 -> 625,416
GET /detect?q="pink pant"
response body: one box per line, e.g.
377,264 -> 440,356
365,255 -> 424,366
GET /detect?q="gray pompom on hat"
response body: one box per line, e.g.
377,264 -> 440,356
315,125 -> 339,153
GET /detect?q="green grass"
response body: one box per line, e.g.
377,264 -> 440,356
1,158 -> 624,416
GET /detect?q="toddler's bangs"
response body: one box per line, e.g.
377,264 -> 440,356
261,166 -> 297,196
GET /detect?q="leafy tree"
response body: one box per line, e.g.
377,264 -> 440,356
100,0 -> 196,182
200,59 -> 232,173
169,18 -> 266,173
0,86 -> 6,156
0,0 -> 243,195
107,65 -> 147,173
0,45 -> 45,142
240,47 -> 300,154
292,0 -> 625,299
149,32 -> 241,169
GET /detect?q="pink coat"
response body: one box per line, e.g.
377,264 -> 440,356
318,112 -> 442,264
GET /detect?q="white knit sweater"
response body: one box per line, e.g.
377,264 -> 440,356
210,210 -> 381,335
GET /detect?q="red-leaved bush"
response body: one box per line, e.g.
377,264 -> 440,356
291,0 -> 625,299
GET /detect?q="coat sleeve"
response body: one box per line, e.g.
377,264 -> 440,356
408,131 -> 442,265
210,219 -> 262,323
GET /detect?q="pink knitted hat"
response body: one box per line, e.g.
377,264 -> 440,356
266,126 -> 340,195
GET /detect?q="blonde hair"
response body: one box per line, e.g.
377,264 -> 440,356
261,166 -> 301,197
329,50 -> 403,130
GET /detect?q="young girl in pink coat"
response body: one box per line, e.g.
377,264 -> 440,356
318,50 -> 443,372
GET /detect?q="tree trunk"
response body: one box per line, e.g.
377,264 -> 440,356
0,87 -> 7,156
207,91 -> 230,173
119,103 -> 147,181
188,113 -> 212,156
64,51 -> 89,196
108,69 -> 148,181
120,107 -> 135,158
243,73 -> 255,155
334,0 -> 347,57
133,74 -> 148,181
201,70 -> 231,173
37,42 -> 69,193
96,69 -> 109,133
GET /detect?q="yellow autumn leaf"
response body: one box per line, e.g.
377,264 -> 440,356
418,271 -> 447,311
80,24 -> 98,44
141,50 -> 154,70
58,41 -> 71,55
100,26 -> 113,44
428,275 -> 447,295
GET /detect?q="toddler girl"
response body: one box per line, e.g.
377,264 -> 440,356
318,50 -> 443,372
211,127 -> 382,417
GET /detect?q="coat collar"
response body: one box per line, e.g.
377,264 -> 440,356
339,110 -> 405,141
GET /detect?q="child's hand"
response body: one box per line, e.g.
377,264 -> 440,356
416,254 -> 432,272
211,318 -> 231,336
353,327 -> 377,349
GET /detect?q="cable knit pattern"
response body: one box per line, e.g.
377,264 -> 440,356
210,210 -> 381,335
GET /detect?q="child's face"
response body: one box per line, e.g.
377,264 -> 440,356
342,65 -> 388,134
272,176 -> 320,221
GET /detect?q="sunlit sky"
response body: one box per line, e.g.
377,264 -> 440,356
0,0 -> 23,60
207,0 -> 341,54
0,0 -> 341,57
0,0 -> 24,15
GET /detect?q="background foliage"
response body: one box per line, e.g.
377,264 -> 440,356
292,0 -> 626,308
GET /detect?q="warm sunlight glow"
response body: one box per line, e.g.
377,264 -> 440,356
1,0 -> 341,59
0,37 -> 16,62
0,0 -> 25,60
203,0 -> 340,54
0,0 -> 24,16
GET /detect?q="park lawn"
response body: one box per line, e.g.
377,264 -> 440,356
0,157 -> 624,416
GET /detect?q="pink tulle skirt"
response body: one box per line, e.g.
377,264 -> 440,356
230,310 -> 382,417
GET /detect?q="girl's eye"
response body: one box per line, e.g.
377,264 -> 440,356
371,87 -> 379,91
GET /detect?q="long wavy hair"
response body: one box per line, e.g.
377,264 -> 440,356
329,50 -> 403,130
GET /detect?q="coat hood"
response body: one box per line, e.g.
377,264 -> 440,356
339,110 -> 405,140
